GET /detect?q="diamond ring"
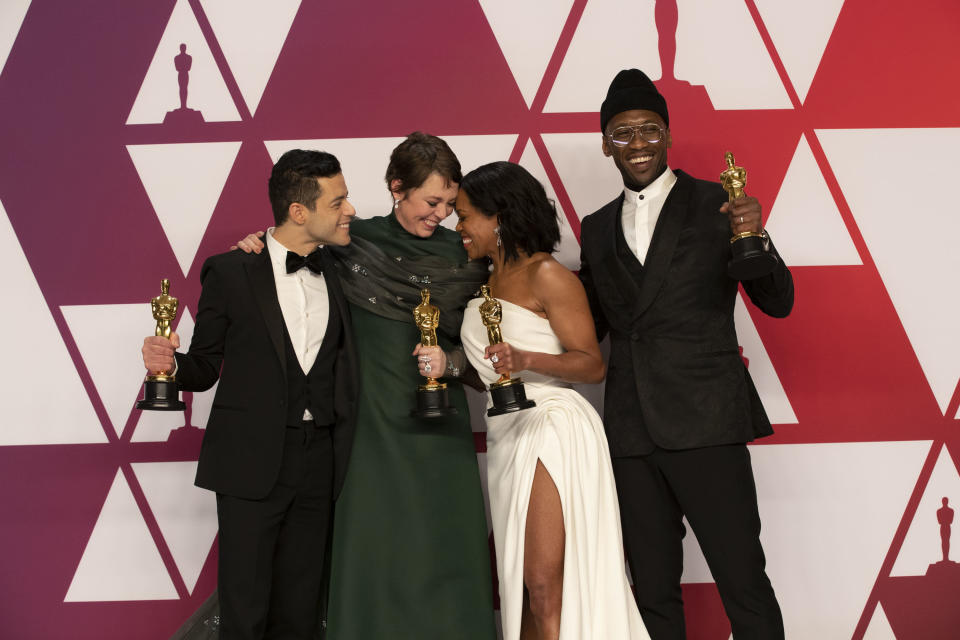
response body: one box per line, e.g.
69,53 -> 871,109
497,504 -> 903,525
490,354 -> 499,364
424,363 -> 432,373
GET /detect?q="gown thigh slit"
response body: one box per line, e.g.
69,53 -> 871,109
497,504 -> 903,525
521,459 -> 566,629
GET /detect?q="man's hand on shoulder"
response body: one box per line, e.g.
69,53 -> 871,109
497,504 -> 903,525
231,230 -> 265,254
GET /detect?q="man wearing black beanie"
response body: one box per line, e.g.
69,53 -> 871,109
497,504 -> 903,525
579,68 -> 792,639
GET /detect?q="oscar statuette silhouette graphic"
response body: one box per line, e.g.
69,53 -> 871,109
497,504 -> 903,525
479,285 -> 535,417
651,0 -> 713,112
928,497 -> 960,576
410,289 -> 457,418
163,43 -> 204,124
720,151 -> 778,280
938,498 -> 953,563
137,279 -> 186,410
879,494 -> 960,638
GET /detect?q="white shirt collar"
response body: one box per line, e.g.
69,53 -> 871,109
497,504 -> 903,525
624,166 -> 677,203
265,228 -> 290,273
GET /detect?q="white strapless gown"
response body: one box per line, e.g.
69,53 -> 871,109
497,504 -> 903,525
461,298 -> 649,640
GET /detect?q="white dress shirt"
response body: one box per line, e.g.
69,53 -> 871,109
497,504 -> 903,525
621,167 -> 677,264
266,231 -> 330,420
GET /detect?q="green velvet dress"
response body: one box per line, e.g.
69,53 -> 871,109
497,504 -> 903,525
324,214 -> 495,639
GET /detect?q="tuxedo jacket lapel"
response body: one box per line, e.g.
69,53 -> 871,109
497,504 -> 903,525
246,247 -> 287,380
319,248 -> 348,326
320,249 -> 358,373
633,172 -> 694,319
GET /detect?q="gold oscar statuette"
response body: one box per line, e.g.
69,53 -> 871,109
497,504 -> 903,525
480,285 -> 536,417
137,279 -> 186,411
410,289 -> 457,418
720,151 -> 777,280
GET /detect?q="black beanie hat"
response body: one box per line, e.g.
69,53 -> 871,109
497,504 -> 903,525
600,69 -> 669,132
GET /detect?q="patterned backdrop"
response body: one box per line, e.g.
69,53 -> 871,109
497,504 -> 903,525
1,1 -> 959,638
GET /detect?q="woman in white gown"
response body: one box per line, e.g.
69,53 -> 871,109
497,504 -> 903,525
415,162 -> 649,640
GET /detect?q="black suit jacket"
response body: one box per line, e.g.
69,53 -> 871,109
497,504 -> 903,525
579,170 -> 793,456
174,246 -> 359,500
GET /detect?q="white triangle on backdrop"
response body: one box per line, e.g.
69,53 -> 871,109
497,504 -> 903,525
545,0 -> 660,113
750,441 -> 932,638
200,0 -> 301,116
442,133 -> 521,229
126,0 -> 240,124
133,461 -> 218,593
862,602 -> 897,640
890,445 -> 960,576
541,132 -> 625,219
734,294 -> 797,424
674,0 -> 790,109
131,308 -> 218,442
443,134 -> 519,175
265,135 -> 518,231
0,0 -> 31,76
0,199 -> 104,445
753,0 -> 846,103
764,133 -> 861,266
546,0 -> 790,112
818,128 -> 960,415
478,0 -> 574,108
61,303 -> 182,438
517,140 -> 581,270
65,470 -> 178,601
127,141 -> 242,277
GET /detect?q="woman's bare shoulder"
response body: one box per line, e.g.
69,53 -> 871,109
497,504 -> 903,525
528,253 -> 579,289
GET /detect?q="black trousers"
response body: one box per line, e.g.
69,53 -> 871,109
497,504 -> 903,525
216,423 -> 334,640
612,444 -> 783,640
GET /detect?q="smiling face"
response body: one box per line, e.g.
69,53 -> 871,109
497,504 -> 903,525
392,172 -> 459,237
602,109 -> 672,191
454,190 -> 499,260
303,173 -> 355,246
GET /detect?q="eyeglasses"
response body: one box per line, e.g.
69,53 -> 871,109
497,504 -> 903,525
606,123 -> 665,146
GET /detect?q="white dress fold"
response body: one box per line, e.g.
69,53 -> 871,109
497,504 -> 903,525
461,298 -> 649,640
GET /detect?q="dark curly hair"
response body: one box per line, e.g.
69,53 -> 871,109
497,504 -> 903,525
458,161 -> 560,262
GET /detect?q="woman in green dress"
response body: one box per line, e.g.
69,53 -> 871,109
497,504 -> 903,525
323,133 -> 494,639
228,133 -> 496,639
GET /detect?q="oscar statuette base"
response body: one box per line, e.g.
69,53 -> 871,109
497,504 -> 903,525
487,377 -> 536,417
727,233 -> 778,281
411,382 -> 458,418
137,377 -> 186,411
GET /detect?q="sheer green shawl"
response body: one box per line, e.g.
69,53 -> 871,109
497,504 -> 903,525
331,214 -> 488,341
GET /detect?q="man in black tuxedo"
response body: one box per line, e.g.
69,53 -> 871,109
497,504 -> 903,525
142,150 -> 358,639
578,69 -> 793,639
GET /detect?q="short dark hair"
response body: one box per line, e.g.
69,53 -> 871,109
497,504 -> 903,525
459,161 -> 560,262
268,149 -> 341,225
385,132 -> 462,192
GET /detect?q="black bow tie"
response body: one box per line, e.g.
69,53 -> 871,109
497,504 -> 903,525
286,249 -> 324,275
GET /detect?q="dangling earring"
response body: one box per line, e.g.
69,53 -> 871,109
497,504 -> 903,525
393,199 -> 400,212
494,225 -> 501,248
